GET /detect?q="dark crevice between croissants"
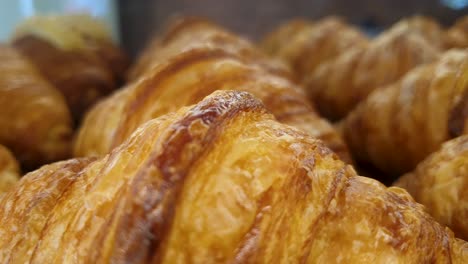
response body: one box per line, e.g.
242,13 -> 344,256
449,88 -> 468,138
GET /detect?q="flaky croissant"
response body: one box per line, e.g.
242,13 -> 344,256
11,14 -> 127,121
1,90 -> 467,263
0,44 -> 72,169
395,135 -> 468,240
75,17 -> 351,162
343,49 -> 468,177
400,15 -> 446,49
261,16 -> 369,82
128,16 -> 292,82
446,16 -> 468,49
305,18 -> 440,120
0,145 -> 20,194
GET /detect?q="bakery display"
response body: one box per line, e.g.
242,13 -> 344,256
0,10 -> 466,263
0,44 -> 72,169
11,14 -> 128,121
75,16 -> 351,162
1,90 -> 467,263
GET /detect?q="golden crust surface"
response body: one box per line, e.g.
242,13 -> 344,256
395,135 -> 468,240
0,44 -> 72,169
76,17 -> 351,162
0,90 -> 466,263
343,49 -> 468,176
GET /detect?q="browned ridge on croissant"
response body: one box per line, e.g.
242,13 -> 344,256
0,44 -> 72,170
75,17 -> 352,163
343,49 -> 468,177
1,90 -> 467,263
395,135 -> 468,240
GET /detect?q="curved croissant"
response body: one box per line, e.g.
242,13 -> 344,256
304,18 -> 440,120
395,135 -> 468,240
0,145 -> 20,194
0,44 -> 72,169
1,90 -> 467,263
400,15 -> 446,49
343,49 -> 468,176
128,16 -> 291,82
261,16 -> 369,82
11,14 -> 128,121
446,16 -> 468,49
76,17 -> 351,162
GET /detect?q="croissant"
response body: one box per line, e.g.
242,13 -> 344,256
400,15 -> 446,49
446,16 -> 468,49
0,44 -> 72,169
394,135 -> 468,240
304,18 -> 440,120
11,14 -> 128,121
75,17 -> 351,162
342,49 -> 468,177
128,16 -> 292,82
260,16 -> 369,82
0,145 -> 20,194
2,90 -> 467,263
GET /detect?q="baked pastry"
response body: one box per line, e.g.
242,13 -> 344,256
1,90 -> 466,263
446,16 -> 468,49
12,14 -> 128,121
0,44 -> 72,169
76,17 -> 351,162
342,49 -> 468,176
401,15 -> 446,49
261,16 -> 369,82
260,18 -> 310,57
305,18 -> 440,120
0,145 -> 20,194
128,16 -> 292,81
395,135 -> 468,240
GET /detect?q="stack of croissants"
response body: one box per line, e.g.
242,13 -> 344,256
0,12 -> 467,263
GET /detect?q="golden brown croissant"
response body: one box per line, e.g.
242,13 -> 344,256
259,18 -> 310,57
342,49 -> 468,177
446,16 -> 468,49
128,16 -> 292,82
394,135 -> 468,240
261,16 -> 369,82
304,18 -> 440,120
0,145 -> 20,194
11,14 -> 128,121
1,90 -> 467,263
76,17 -> 351,162
400,15 -> 446,49
0,44 -> 72,169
